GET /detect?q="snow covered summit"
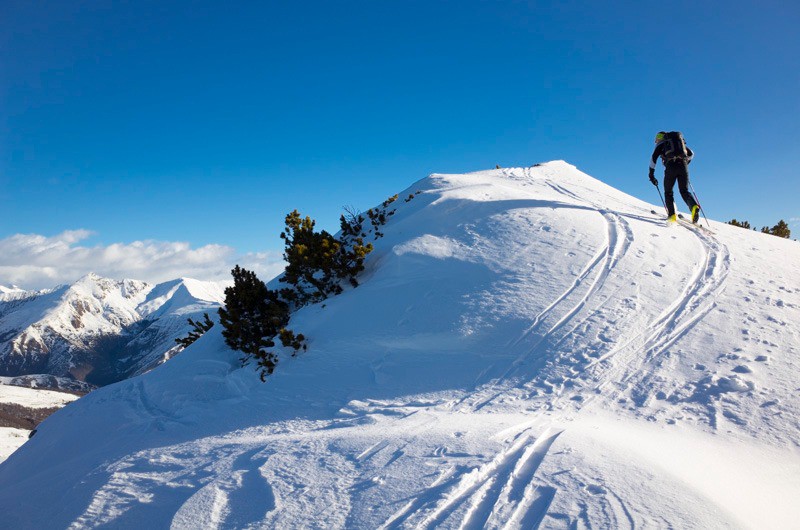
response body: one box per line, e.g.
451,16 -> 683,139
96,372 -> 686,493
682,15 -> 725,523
0,162 -> 798,529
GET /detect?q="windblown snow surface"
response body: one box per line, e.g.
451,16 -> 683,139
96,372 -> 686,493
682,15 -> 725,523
0,162 -> 798,529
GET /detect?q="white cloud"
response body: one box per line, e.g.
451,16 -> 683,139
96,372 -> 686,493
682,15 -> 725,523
0,230 -> 285,290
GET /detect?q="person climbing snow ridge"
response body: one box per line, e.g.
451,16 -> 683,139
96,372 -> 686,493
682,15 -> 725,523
649,131 -> 701,224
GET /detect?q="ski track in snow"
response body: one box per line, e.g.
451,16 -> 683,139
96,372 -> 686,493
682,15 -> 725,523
379,427 -> 562,530
455,181 -> 635,412
588,218 -> 732,409
518,211 -> 627,372
580,194 -> 727,415
456,175 -> 733,424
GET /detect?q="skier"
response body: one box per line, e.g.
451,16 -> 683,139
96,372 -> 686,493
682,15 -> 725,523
649,131 -> 700,224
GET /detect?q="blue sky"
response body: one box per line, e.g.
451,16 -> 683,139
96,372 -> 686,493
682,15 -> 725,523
1,1 -> 798,286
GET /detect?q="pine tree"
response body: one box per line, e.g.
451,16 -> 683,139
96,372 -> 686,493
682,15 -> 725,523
770,220 -> 791,239
760,220 -> 792,239
280,210 -> 342,304
174,313 -> 214,349
218,266 -> 291,381
727,219 -> 752,230
219,193 -> 408,381
335,234 -> 373,288
280,209 -> 374,306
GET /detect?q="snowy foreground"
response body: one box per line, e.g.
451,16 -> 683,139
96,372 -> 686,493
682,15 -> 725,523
0,162 -> 798,529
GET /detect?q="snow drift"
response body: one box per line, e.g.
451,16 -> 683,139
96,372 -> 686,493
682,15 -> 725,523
0,162 -> 798,529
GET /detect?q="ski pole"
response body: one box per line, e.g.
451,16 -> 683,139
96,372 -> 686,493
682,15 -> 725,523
689,181 -> 711,228
654,182 -> 668,216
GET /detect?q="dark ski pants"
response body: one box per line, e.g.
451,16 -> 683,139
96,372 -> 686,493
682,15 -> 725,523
663,162 -> 697,217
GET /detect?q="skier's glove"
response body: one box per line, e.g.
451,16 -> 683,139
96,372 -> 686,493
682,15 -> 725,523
648,169 -> 657,186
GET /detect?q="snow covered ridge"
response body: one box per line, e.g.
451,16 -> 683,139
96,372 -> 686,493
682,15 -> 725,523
0,274 -> 227,387
0,285 -> 25,296
1,162 -> 799,528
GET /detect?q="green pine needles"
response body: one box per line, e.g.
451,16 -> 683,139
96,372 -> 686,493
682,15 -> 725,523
728,218 -> 791,239
174,313 -> 215,349
761,220 -> 791,239
218,193 -> 414,381
727,219 -> 752,230
278,210 -> 374,306
218,266 -> 300,381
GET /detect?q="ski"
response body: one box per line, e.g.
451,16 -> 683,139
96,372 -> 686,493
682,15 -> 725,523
678,218 -> 715,235
650,209 -> 685,219
651,210 -> 715,235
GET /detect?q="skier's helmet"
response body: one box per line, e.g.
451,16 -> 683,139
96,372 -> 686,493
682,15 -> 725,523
654,131 -> 666,144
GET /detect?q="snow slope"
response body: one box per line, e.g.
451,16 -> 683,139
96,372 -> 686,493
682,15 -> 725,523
0,428 -> 28,462
0,162 -> 798,529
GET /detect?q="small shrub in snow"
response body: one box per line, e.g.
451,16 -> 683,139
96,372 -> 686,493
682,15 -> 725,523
220,192 -> 408,381
280,209 -> 373,306
174,313 -> 214,349
279,328 -> 306,354
761,220 -> 791,239
340,206 -> 367,238
727,219 -> 752,230
404,191 -> 422,203
729,218 -> 791,239
366,194 -> 398,238
218,266 -> 303,381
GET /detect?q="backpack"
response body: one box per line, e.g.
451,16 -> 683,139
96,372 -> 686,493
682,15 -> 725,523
662,131 -> 689,163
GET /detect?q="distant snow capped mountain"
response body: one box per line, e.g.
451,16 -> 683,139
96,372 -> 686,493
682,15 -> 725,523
0,273 -> 226,387
0,285 -> 25,296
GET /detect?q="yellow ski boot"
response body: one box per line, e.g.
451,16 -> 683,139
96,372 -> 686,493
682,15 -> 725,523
666,213 -> 677,225
691,205 -> 701,224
